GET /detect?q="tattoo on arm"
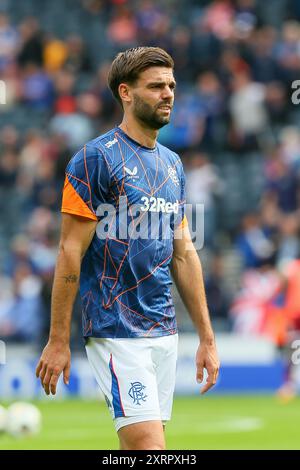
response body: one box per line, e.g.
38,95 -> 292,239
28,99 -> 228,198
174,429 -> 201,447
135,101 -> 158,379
62,274 -> 78,284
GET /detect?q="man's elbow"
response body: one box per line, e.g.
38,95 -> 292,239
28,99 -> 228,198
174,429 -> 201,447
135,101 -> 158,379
58,241 -> 84,260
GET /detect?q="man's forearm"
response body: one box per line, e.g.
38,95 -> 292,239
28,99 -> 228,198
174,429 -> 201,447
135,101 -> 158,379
49,245 -> 81,344
171,248 -> 214,343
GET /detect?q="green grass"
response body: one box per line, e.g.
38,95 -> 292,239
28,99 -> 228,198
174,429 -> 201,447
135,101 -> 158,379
0,395 -> 300,450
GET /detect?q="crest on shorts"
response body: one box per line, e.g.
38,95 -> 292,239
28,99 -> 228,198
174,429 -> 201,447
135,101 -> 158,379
128,381 -> 147,405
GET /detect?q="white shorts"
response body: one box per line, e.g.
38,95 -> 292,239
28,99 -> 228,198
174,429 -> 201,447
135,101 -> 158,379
85,334 -> 178,432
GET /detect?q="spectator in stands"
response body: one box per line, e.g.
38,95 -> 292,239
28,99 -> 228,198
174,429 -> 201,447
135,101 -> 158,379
43,36 -> 68,73
205,253 -> 233,331
21,62 -> 54,110
276,214 -> 300,264
275,21 -> 300,82
0,148 -> 18,187
262,258 -> 300,400
249,27 -> 279,83
17,17 -> 44,68
53,68 -> 77,114
264,82 -> 288,128
0,262 -> 43,342
64,35 -> 92,74
91,61 -> 120,122
168,26 -> 193,83
194,71 -> 225,149
0,125 -> 20,153
107,5 -> 138,48
185,152 -> 224,246
264,151 -> 300,213
0,13 -> 19,71
229,71 -> 268,150
136,0 -> 166,44
230,257 -> 281,335
236,212 -> 276,269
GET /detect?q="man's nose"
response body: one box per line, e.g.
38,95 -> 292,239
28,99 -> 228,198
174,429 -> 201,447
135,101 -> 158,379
161,86 -> 173,100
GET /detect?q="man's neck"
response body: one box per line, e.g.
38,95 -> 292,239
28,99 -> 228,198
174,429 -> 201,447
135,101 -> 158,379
119,117 -> 158,149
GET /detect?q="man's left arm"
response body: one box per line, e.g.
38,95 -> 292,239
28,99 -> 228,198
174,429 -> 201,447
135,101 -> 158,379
170,222 -> 220,394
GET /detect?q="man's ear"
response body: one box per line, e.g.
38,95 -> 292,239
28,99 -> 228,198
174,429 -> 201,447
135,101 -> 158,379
118,83 -> 132,104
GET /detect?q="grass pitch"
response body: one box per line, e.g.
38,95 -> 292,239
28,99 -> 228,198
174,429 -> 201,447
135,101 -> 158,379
0,395 -> 299,450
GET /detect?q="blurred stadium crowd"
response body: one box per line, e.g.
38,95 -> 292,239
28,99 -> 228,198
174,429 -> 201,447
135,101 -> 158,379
0,0 -> 300,349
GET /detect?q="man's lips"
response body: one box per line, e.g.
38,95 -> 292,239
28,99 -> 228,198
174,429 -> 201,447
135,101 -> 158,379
157,105 -> 172,110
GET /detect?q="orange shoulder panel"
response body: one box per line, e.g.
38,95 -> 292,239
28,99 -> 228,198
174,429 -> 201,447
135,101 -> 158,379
61,175 -> 97,221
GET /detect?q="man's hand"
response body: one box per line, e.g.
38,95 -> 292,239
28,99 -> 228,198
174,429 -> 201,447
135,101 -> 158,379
196,341 -> 220,394
35,341 -> 71,396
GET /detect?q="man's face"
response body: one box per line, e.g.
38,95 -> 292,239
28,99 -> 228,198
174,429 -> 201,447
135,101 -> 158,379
124,67 -> 176,130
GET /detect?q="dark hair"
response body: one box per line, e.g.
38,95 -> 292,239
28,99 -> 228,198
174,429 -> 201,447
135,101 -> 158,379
107,47 -> 174,106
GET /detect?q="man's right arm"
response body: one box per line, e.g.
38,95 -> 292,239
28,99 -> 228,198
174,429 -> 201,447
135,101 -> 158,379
36,213 -> 97,396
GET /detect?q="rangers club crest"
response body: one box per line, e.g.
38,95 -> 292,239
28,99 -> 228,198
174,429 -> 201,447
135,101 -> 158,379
128,381 -> 147,405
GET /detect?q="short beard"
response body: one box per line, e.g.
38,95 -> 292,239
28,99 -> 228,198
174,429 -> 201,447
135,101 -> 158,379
132,94 -> 171,130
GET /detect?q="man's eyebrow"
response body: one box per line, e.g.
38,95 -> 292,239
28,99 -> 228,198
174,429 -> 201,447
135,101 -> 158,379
146,80 -> 177,87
